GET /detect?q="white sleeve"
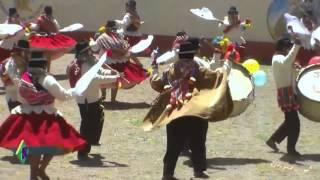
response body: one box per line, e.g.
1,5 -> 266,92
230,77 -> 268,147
223,60 -> 232,75
98,68 -> 112,75
116,14 -> 131,27
284,44 -> 301,65
6,60 -> 20,85
53,19 -> 60,30
42,75 -> 73,101
92,74 -> 119,85
29,23 -> 39,31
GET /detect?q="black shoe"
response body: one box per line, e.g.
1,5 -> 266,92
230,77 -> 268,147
266,139 -> 279,152
162,175 -> 179,180
92,143 -> 101,146
77,153 -> 90,161
193,171 -> 209,179
288,150 -> 302,157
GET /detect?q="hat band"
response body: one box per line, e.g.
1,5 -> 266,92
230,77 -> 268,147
178,50 -> 197,54
30,57 -> 46,61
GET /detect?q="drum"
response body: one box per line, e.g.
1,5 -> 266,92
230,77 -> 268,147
296,64 -> 320,122
210,60 -> 254,117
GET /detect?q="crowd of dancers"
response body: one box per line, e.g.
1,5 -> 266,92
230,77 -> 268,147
0,0 -> 320,180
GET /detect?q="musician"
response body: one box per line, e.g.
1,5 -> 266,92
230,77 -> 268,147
148,40 -> 233,179
266,37 -> 302,157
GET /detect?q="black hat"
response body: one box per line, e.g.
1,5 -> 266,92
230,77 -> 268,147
178,41 -> 198,59
44,6 -> 53,15
275,37 -> 293,51
176,31 -> 187,36
106,20 -> 117,30
228,6 -> 238,15
28,51 -> 47,68
75,41 -> 90,54
15,40 -> 30,49
126,0 -> 136,7
9,8 -> 17,17
187,37 -> 200,49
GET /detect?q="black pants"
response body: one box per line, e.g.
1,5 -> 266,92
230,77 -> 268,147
270,110 -> 300,152
7,100 -> 21,112
78,101 -> 104,155
163,116 -> 208,176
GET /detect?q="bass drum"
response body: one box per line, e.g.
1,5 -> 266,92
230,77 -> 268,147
211,60 -> 254,117
296,64 -> 320,122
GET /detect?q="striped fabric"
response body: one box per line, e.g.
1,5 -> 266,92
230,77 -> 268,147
277,86 -> 299,112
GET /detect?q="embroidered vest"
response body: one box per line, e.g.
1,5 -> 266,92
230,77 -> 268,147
37,15 -> 58,34
19,72 -> 55,105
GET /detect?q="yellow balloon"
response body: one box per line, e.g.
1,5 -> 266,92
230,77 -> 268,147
242,59 -> 260,74
98,26 -> 106,33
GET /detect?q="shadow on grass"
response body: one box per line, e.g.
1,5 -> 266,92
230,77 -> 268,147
0,155 -> 29,165
184,157 -> 270,169
53,74 -> 68,81
280,153 -> 320,164
69,154 -> 129,168
102,101 -> 150,110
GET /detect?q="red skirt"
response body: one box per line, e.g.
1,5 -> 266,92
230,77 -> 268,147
0,48 -> 11,63
29,34 -> 76,60
0,112 -> 87,155
109,61 -> 148,84
125,35 -> 142,47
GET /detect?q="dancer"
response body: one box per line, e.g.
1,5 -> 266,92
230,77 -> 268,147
29,6 -> 76,72
116,0 -> 143,46
4,8 -> 23,25
0,40 -> 29,111
67,41 -> 121,159
93,20 -> 147,102
0,51 -> 87,180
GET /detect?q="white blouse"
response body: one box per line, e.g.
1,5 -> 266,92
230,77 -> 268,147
12,74 -> 73,116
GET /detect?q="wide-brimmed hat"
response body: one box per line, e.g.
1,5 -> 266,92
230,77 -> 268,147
14,40 -> 29,49
28,51 -> 47,68
9,8 -> 17,17
106,20 -> 117,30
228,6 -> 238,15
178,40 -> 199,59
126,0 -> 136,7
75,41 -> 90,54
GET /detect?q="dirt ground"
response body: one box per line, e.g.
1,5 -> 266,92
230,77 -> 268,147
0,55 -> 320,180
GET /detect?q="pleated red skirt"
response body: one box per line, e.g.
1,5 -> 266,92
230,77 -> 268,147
29,34 -> 76,60
0,112 -> 87,155
109,61 -> 148,84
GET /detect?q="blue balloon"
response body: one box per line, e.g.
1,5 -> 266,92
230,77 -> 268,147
252,70 -> 267,87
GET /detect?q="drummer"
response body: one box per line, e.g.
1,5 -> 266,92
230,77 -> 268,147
266,36 -> 302,157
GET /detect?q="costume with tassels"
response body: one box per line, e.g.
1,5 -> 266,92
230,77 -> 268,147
145,40 -> 233,180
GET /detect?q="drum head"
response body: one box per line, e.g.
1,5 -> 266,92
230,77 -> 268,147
297,64 -> 320,102
228,63 -> 253,101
